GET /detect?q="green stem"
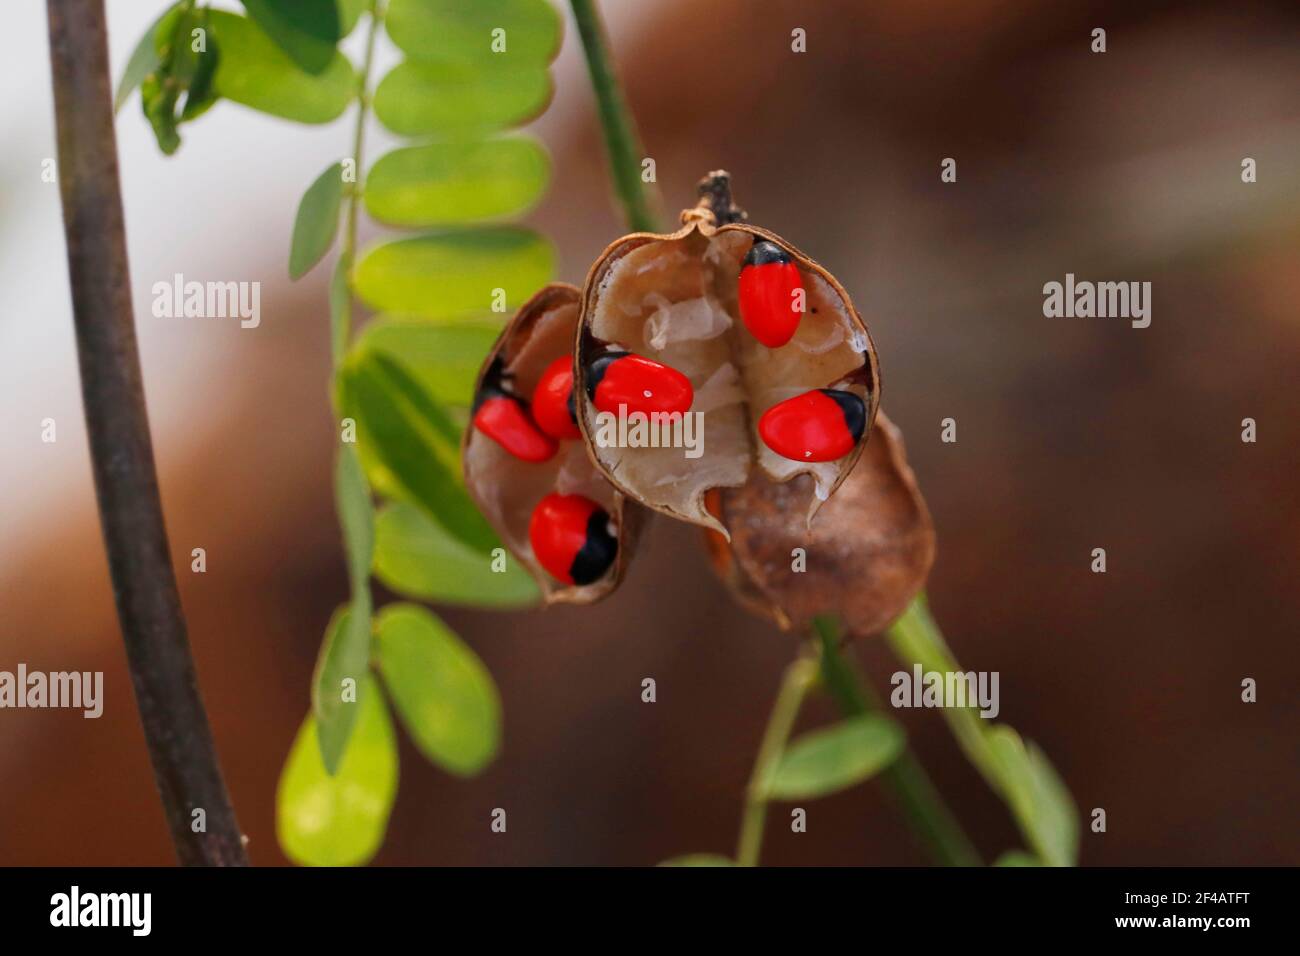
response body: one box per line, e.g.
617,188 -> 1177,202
334,0 -> 383,361
569,0 -> 659,232
735,653 -> 818,867
814,616 -> 982,867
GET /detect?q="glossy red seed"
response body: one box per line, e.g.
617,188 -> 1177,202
758,389 -> 865,462
738,241 -> 804,348
528,492 -> 617,585
588,352 -> 694,417
531,356 -> 582,440
473,394 -> 557,463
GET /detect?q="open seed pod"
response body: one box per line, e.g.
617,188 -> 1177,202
574,171 -> 880,537
463,283 -> 639,604
704,411 -> 935,639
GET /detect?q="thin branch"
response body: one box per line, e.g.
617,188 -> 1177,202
735,653 -> 818,867
46,0 -> 246,866
814,617 -> 982,867
569,0 -> 659,232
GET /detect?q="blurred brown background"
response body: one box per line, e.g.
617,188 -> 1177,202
2,0 -> 1297,865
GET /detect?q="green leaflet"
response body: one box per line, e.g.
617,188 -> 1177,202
354,317 -> 502,408
289,161 -> 346,279
310,599 -> 371,774
762,715 -> 906,800
385,0 -> 562,67
373,501 -> 539,607
365,137 -> 550,226
373,60 -> 552,137
658,855 -> 736,867
341,349 -> 498,553
278,675 -> 397,866
210,10 -> 355,124
353,228 -> 555,320
240,0 -> 342,75
375,604 -> 501,776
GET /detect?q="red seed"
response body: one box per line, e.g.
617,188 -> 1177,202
587,351 -> 694,417
739,241 -> 804,348
473,393 -> 557,463
531,356 -> 582,440
758,389 -> 866,462
528,492 -> 618,585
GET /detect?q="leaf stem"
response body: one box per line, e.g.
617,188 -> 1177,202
46,0 -> 246,866
569,0 -> 660,232
813,617 -> 982,867
735,652 -> 818,867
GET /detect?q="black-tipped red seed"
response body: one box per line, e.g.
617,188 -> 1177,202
528,492 -> 617,585
739,240 -> 804,348
531,356 -> 582,440
758,388 -> 866,462
586,350 -> 694,417
472,387 -> 557,462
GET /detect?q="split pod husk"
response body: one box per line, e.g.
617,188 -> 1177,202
463,284 -> 640,604
703,411 -> 935,638
573,171 -> 880,538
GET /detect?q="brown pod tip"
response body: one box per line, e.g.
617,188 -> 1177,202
702,411 -> 934,638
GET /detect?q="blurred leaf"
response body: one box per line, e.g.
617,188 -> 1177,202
290,161 -> 346,279
373,60 -> 551,137
179,39 -> 221,121
140,5 -> 214,154
762,715 -> 905,800
355,318 -> 501,407
386,0 -> 561,67
994,851 -> 1042,867
354,228 -> 554,320
342,350 -> 498,553
210,10 -> 354,123
330,254 -> 352,365
240,0 -> 341,74
365,137 -> 549,226
376,603 -> 500,776
335,444 -> 374,586
115,3 -> 179,113
373,501 -> 539,607
311,596 -> 372,774
658,855 -> 735,867
338,0 -> 367,36
987,727 -> 1079,867
277,675 -> 397,866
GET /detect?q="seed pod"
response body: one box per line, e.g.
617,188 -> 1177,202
704,411 -> 935,638
464,284 -> 638,604
574,171 -> 879,537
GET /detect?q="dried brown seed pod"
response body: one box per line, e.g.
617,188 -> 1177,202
704,411 -> 935,638
574,171 -> 880,537
463,283 -> 639,604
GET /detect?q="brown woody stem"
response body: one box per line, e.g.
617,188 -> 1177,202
46,0 -> 247,866
695,170 -> 748,225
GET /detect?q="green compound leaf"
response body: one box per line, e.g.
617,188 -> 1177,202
373,60 -> 552,137
341,350 -> 498,553
290,161 -> 346,279
240,0 -> 342,75
365,138 -> 550,227
278,674 -> 397,867
210,10 -> 354,124
386,0 -> 562,67
373,501 -> 539,607
354,228 -> 554,321
376,603 -> 501,776
658,855 -> 736,867
355,318 -> 502,408
762,715 -> 906,801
